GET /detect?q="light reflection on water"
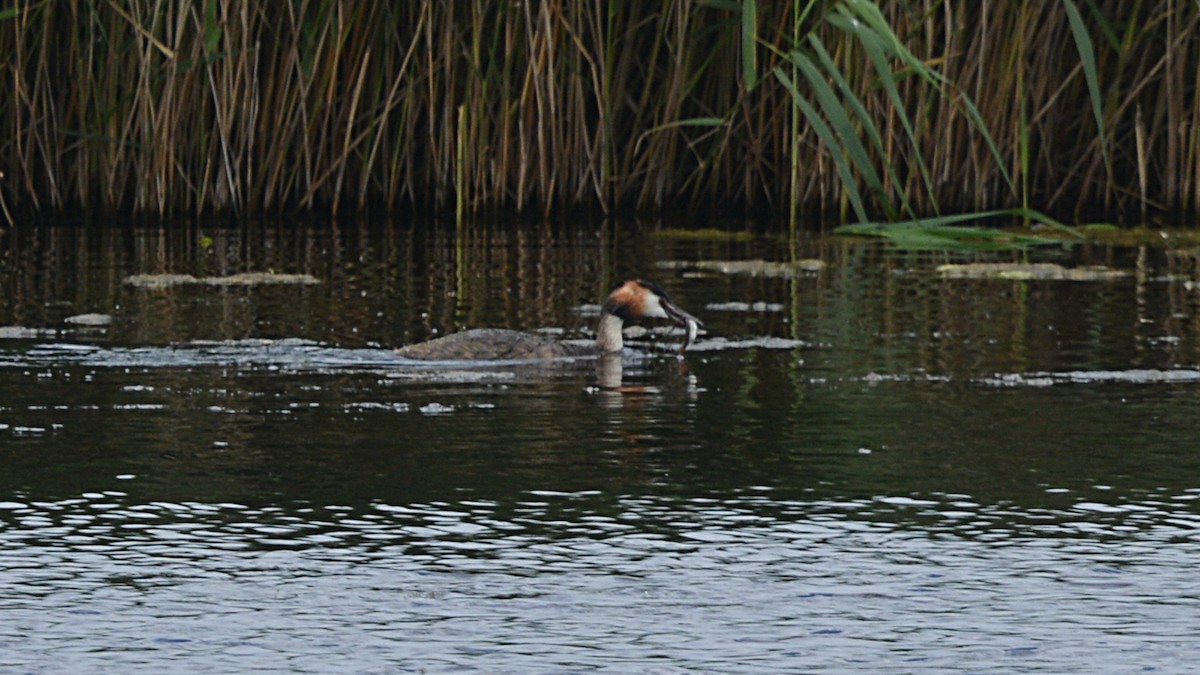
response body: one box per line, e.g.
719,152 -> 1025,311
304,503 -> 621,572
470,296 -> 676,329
2,488 -> 1197,673
3,222 -> 1200,671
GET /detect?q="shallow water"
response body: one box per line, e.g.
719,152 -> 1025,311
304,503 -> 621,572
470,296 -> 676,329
2,221 -> 1200,672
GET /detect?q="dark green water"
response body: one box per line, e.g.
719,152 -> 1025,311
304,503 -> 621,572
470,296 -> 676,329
2,221 -> 1199,672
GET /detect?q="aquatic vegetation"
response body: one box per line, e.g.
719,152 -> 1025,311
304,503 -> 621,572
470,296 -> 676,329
122,274 -> 201,290
201,273 -> 321,287
0,326 -> 51,339
125,273 -> 321,288
0,2 -> 1196,222
936,262 -> 1129,281
649,228 -> 759,242
657,259 -> 826,277
62,313 -> 112,326
704,302 -> 785,313
833,209 -> 1082,250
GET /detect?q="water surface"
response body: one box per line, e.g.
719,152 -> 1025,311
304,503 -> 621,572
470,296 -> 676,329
2,221 -> 1199,672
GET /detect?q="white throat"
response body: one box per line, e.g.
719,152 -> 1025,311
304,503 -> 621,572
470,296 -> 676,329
596,312 -> 624,353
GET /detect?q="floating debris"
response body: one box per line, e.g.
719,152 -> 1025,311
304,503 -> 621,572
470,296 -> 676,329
979,369 -> 1200,387
705,301 -> 784,313
203,272 -> 321,286
419,402 -> 455,415
685,336 -> 807,351
125,272 -> 321,288
63,313 -> 112,326
0,326 -> 55,339
11,426 -> 47,436
649,228 -> 756,242
345,402 -> 412,413
124,273 -> 199,289
657,259 -> 826,278
936,262 -> 1129,281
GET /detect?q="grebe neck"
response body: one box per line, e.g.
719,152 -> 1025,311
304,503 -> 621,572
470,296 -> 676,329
596,312 -> 624,353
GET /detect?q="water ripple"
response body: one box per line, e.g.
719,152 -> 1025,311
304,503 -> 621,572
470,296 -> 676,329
1,489 -> 1198,671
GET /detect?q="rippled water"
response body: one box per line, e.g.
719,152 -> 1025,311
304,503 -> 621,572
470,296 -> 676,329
3,221 -> 1200,672
5,486 -> 1198,673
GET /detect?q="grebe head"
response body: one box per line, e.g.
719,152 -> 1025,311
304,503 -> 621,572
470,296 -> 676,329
598,280 -> 702,353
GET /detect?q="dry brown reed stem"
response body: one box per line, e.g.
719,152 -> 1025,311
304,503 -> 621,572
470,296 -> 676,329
0,1 -> 1198,223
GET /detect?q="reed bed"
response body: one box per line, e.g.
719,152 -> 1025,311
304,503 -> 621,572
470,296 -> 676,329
1,1 -> 1198,224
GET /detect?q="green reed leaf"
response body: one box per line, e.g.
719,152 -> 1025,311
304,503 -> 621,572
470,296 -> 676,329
741,0 -> 758,90
1063,0 -> 1110,164
775,66 -> 870,223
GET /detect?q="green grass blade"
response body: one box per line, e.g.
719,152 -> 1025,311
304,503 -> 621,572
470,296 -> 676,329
834,212 -> 1068,251
1062,0 -> 1110,165
790,49 -> 889,217
204,1 -> 222,55
835,0 -> 1016,198
809,33 -> 913,219
835,0 -> 930,84
1084,0 -> 1122,49
838,208 -> 1078,232
774,66 -> 870,222
741,0 -> 758,90
830,14 -> 938,215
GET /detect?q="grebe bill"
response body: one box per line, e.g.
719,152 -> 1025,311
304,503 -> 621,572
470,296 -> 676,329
395,280 -> 702,361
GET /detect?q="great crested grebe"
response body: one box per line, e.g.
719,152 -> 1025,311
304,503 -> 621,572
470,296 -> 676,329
395,280 -> 701,361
